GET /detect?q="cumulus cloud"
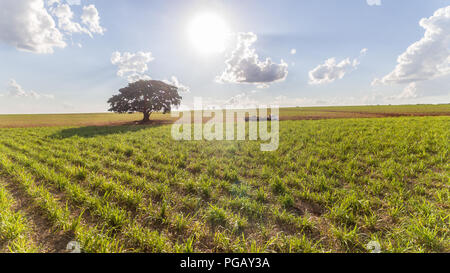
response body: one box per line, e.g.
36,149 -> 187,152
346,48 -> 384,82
81,5 -> 105,35
51,3 -> 89,35
0,0 -> 66,54
373,6 -> 450,99
387,83 -> 419,100
111,51 -> 155,82
0,0 -> 104,54
376,6 -> 450,85
6,79 -> 54,99
308,49 -> 367,85
111,51 -> 188,89
290,49 -> 297,55
367,0 -> 381,6
8,79 -> 26,97
163,76 -> 190,93
309,58 -> 358,85
217,32 -> 288,85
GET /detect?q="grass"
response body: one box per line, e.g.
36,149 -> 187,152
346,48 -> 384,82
0,181 -> 39,252
0,105 -> 448,253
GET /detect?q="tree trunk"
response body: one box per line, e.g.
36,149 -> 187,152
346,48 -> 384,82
142,111 -> 150,122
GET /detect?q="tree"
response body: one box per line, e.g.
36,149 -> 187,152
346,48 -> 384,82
108,80 -> 182,122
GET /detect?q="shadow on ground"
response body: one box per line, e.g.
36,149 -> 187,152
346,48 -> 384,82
50,120 -> 169,139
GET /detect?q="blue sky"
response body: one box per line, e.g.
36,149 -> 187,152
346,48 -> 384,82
0,0 -> 449,113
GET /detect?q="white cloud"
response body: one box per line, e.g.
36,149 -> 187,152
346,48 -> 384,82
47,0 -> 80,6
373,6 -> 450,100
66,0 -> 81,5
51,3 -> 89,35
126,73 -> 152,83
290,48 -> 297,55
111,51 -> 155,82
6,79 -> 54,99
225,92 -> 260,108
0,0 -> 66,54
308,58 -> 357,85
8,79 -> 26,97
309,48 -> 367,85
256,83 -> 270,89
387,83 -> 419,100
163,76 -> 190,93
360,48 -> 368,56
46,0 -> 60,6
111,52 -> 189,90
0,0 -> 105,54
366,0 -> 381,6
376,6 -> 450,86
217,32 -> 288,85
81,4 -> 105,35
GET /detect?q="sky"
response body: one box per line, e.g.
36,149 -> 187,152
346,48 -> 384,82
0,0 -> 449,114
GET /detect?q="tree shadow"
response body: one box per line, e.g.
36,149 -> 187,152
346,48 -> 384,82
50,121 -> 168,139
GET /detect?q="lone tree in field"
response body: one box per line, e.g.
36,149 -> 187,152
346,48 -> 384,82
108,80 -> 182,122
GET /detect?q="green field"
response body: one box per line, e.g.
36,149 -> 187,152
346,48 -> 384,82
0,106 -> 448,253
0,104 -> 448,128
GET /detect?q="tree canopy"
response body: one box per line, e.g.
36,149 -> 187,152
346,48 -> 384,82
107,80 -> 182,122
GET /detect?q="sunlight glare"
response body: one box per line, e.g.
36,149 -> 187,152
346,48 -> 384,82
188,13 -> 230,54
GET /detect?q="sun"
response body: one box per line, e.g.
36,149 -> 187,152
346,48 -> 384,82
188,13 -> 230,54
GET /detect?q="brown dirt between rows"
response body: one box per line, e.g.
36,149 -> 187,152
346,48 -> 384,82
291,200 -> 325,216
